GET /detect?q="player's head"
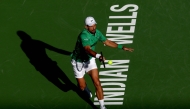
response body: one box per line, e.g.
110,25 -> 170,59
85,16 -> 97,34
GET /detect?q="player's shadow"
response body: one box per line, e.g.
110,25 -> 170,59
17,30 -> 98,109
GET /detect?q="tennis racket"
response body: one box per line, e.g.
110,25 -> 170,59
100,51 -> 106,68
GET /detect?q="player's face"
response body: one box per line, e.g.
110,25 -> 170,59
86,24 -> 96,34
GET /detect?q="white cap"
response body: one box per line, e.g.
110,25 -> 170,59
85,16 -> 97,26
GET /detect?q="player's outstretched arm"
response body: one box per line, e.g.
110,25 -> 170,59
103,39 -> 134,52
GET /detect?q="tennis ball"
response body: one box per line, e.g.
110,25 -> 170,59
108,60 -> 113,65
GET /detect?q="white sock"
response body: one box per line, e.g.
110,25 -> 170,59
99,99 -> 105,107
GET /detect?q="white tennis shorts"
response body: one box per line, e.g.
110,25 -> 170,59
71,57 -> 97,78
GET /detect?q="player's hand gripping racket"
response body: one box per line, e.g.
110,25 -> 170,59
100,51 -> 106,68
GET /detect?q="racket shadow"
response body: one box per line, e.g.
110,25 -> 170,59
17,30 -> 98,109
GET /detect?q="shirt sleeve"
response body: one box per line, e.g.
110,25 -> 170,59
80,32 -> 90,47
97,29 -> 107,42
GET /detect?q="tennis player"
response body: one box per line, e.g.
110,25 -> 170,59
71,16 -> 133,109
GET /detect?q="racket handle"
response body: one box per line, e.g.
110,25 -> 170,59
100,52 -> 106,68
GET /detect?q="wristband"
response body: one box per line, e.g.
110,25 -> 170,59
95,54 -> 101,59
117,44 -> 123,49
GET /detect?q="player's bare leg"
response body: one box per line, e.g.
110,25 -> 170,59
76,77 -> 86,90
88,69 -> 106,109
88,69 -> 103,99
76,77 -> 92,98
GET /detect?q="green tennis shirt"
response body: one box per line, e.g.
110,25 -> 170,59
71,29 -> 107,62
